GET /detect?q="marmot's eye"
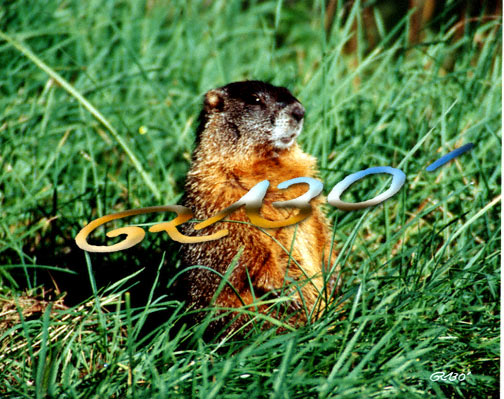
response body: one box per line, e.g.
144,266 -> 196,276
245,93 -> 263,105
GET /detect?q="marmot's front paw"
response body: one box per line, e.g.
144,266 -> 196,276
255,272 -> 275,291
254,265 -> 286,292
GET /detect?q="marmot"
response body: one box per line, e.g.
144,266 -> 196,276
180,80 -> 338,337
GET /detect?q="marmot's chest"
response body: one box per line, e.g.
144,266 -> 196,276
203,174 -> 315,219
231,155 -> 315,188
189,148 -> 319,221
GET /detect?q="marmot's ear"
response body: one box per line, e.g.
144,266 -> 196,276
204,89 -> 224,111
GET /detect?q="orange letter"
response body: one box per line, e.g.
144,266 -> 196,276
75,205 -> 226,252
76,206 -> 178,252
149,205 -> 227,244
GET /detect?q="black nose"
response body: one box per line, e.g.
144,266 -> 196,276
290,103 -> 305,122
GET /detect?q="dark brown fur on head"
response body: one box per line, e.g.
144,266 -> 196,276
194,80 -> 305,156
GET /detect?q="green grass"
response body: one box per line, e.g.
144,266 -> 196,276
0,0 -> 500,398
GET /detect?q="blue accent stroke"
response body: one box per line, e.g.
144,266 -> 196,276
426,143 -> 474,172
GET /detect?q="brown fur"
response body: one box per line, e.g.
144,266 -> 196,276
180,81 -> 338,337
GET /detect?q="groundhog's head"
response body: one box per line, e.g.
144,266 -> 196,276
197,80 -> 305,153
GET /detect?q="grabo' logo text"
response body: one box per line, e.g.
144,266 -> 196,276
75,144 -> 473,253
